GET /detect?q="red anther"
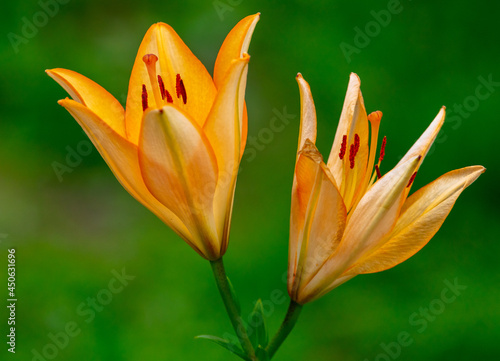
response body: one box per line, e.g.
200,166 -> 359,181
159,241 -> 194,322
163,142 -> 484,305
407,172 -> 417,187
349,144 -> 356,169
375,164 -> 381,179
339,134 -> 347,159
354,133 -> 360,153
165,89 -> 173,103
176,74 -> 187,104
379,136 -> 387,162
157,75 -> 166,100
141,84 -> 148,111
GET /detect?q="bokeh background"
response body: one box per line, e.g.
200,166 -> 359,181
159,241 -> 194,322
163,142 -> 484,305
1,0 -> 499,360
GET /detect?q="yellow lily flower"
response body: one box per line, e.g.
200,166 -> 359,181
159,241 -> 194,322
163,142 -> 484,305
46,14 -> 260,261
288,73 -> 485,304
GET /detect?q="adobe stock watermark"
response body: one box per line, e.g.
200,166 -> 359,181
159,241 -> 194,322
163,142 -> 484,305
363,278 -> 467,361
213,0 -> 243,21
52,139 -> 93,182
239,106 -> 296,172
31,268 -> 135,361
340,0 -> 408,64
428,74 -> 500,156
7,0 -> 70,54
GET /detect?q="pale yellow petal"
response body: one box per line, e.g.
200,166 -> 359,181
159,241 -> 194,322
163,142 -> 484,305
397,107 -> 446,172
348,166 -> 485,275
295,74 -> 317,155
47,68 -> 125,137
298,274 -> 355,304
57,99 -> 201,252
326,73 -> 369,209
138,105 -> 220,259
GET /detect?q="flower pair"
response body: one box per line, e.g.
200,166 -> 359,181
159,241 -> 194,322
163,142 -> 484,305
48,15 -> 484,304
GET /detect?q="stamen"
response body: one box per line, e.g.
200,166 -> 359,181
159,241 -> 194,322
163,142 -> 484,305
348,133 -> 361,169
379,136 -> 387,162
156,75 -> 173,103
354,133 -> 360,153
142,54 -> 162,107
339,135 -> 347,159
158,75 -> 166,100
375,164 -> 381,179
407,172 -> 417,187
176,74 -> 187,104
141,84 -> 148,111
165,89 -> 173,103
349,144 -> 356,169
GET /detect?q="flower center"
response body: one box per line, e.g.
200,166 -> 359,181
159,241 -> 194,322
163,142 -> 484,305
141,53 -> 187,111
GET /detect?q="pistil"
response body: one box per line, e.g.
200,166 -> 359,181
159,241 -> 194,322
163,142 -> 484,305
142,54 -> 163,107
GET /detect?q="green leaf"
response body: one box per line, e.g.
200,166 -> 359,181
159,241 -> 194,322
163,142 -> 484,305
226,276 -> 241,316
256,345 -> 270,361
248,299 -> 268,349
195,334 -> 250,361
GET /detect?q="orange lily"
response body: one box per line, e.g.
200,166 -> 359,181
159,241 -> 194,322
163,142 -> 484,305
288,73 -> 485,304
46,14 -> 260,261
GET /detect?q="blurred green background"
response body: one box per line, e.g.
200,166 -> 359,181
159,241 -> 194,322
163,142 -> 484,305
1,0 -> 498,360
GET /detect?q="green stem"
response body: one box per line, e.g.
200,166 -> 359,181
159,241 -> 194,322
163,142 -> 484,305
265,299 -> 303,359
210,258 -> 256,360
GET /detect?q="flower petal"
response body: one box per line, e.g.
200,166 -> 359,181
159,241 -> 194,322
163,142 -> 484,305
289,142 -> 322,297
214,14 -> 258,157
397,107 -> 445,172
47,68 -> 125,137
57,99 -> 201,252
126,23 -> 217,143
289,145 -> 346,300
203,55 -> 250,250
301,155 -> 421,298
326,73 -> 369,209
213,13 -> 260,88
348,166 -> 485,275
138,105 -> 220,260
295,74 -> 317,155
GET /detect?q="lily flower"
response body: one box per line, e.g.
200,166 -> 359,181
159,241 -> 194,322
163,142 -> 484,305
46,14 -> 260,261
288,73 -> 485,304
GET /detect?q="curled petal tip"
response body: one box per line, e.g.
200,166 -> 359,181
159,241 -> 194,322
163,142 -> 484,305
296,72 -> 303,79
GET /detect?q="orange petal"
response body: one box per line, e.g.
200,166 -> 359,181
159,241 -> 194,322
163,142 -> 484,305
295,74 -> 317,155
289,141 -> 346,300
47,68 -> 125,137
126,23 -> 217,143
348,166 -> 485,275
289,143 -> 322,297
57,99 -> 204,253
138,105 -> 220,260
213,13 -> 260,88
214,14 -> 258,157
203,55 -> 250,247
